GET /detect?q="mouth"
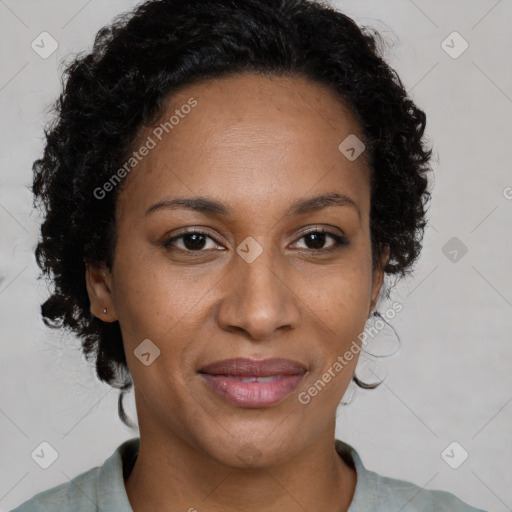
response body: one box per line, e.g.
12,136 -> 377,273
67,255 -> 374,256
198,357 -> 308,408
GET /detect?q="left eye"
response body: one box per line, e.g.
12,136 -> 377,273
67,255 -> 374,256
292,230 -> 347,251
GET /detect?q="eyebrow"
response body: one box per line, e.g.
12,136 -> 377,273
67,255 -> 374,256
145,192 -> 360,219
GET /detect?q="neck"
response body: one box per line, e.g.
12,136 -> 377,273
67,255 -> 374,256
125,422 -> 357,512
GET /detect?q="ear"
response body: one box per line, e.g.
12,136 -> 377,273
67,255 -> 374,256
369,244 -> 390,315
85,261 -> 117,321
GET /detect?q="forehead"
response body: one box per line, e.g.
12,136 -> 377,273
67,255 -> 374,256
116,73 -> 371,221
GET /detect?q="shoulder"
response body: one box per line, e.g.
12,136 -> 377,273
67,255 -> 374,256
374,472 -> 488,512
334,439 -> 488,512
8,467 -> 100,512
9,437 -> 139,512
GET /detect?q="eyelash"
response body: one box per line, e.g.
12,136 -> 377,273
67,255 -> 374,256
162,228 -> 348,254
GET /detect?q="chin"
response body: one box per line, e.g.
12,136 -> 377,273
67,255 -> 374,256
203,431 -> 304,469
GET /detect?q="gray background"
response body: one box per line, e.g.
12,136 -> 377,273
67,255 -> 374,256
0,1 -> 511,511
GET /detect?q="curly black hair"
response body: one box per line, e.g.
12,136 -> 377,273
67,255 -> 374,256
32,0 -> 433,428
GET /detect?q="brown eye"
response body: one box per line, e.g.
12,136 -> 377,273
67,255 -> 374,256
294,229 -> 348,252
163,231 -> 223,252
180,233 -> 207,250
303,232 -> 328,250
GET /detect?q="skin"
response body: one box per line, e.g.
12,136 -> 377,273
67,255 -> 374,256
86,72 -> 390,512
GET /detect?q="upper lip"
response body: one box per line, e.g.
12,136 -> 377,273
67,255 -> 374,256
199,357 -> 307,377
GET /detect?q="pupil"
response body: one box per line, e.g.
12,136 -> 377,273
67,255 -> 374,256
184,233 -> 206,250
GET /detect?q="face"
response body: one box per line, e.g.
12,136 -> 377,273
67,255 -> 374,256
86,73 -> 388,467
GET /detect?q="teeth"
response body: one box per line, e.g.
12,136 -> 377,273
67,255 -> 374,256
236,376 -> 282,383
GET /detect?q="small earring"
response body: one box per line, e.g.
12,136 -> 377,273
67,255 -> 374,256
103,307 -> 107,314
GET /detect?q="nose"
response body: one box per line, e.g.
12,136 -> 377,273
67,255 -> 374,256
215,245 -> 301,341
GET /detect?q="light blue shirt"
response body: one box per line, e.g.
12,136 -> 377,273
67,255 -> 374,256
10,437 -> 487,511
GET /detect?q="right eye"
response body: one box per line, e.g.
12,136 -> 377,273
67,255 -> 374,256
162,230 -> 225,252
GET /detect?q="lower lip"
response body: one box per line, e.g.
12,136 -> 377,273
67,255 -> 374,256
200,373 -> 305,408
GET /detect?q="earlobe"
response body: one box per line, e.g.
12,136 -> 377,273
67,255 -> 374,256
85,262 -> 117,321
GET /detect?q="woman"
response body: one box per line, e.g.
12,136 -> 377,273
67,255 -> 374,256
11,0 -> 487,511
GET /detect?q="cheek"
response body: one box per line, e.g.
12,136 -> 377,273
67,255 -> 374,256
298,257 -> 373,383
111,242 -> 223,379
110,245 -> 196,346
304,259 -> 373,330
110,253 -> 204,409
297,274 -> 371,410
